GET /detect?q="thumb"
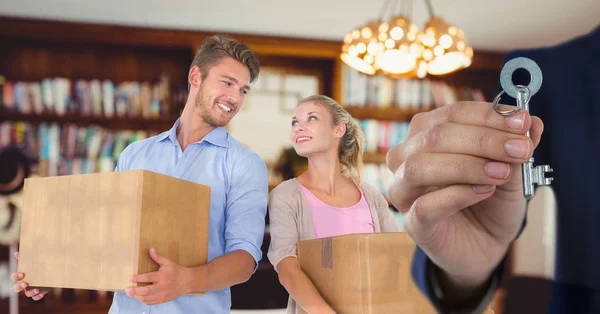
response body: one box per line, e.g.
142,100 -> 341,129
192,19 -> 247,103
149,248 -> 172,266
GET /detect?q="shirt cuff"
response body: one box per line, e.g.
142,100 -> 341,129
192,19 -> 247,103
427,259 -> 501,314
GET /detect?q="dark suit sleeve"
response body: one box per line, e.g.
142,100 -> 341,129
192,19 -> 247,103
411,245 -> 504,313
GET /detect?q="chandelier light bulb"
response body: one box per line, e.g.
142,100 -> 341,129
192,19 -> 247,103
390,27 -> 404,40
340,1 -> 473,78
362,27 -> 373,39
340,21 -> 379,75
423,17 -> 473,75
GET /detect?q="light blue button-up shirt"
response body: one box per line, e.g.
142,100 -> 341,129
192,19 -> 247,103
108,119 -> 268,314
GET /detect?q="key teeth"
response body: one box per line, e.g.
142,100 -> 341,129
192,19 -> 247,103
533,164 -> 554,186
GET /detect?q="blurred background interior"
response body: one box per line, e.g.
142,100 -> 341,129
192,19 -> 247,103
0,0 -> 598,313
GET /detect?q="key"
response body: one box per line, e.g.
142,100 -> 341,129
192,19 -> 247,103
492,57 -> 553,200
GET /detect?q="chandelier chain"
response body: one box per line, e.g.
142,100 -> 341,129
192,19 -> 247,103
378,0 -> 394,20
424,0 -> 435,18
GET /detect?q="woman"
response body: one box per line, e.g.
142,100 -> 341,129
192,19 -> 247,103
267,95 -> 398,314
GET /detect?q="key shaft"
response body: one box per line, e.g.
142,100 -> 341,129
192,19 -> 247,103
516,89 -> 535,199
516,87 -> 553,199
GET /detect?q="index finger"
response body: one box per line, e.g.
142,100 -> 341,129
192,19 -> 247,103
131,271 -> 159,283
417,101 -> 532,135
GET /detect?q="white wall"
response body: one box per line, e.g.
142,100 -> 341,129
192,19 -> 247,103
228,67 -> 319,164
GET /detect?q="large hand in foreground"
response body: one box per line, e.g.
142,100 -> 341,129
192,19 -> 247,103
11,252 -> 50,300
386,101 -> 543,289
127,248 -> 195,305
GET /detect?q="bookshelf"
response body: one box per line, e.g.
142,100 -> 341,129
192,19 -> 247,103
1,112 -> 176,131
345,106 -> 426,121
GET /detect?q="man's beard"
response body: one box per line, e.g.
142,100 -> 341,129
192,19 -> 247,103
194,86 -> 228,127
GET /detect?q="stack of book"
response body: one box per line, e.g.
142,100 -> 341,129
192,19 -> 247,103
0,121 -> 156,176
1,75 -> 187,119
357,119 -> 410,154
341,64 -> 486,108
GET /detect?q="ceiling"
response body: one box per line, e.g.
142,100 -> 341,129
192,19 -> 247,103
1,0 -> 598,51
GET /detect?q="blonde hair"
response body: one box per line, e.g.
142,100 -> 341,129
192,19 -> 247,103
298,95 -> 365,182
189,34 -> 260,90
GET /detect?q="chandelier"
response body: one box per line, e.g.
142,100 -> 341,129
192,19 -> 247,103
341,0 -> 473,78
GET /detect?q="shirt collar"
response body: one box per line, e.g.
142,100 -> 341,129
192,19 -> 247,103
157,119 -> 177,143
157,118 -> 229,148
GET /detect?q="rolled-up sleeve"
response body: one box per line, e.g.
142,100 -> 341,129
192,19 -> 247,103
224,153 -> 268,271
266,188 -> 300,272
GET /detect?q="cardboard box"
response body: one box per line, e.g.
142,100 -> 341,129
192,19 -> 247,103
297,232 -> 437,314
17,170 -> 211,293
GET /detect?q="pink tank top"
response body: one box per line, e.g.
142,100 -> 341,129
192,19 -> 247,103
298,184 -> 375,239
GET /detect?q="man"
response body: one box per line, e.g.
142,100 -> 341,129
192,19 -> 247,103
12,34 -> 269,314
388,25 -> 600,313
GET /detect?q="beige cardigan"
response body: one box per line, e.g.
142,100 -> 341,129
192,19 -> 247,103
266,178 -> 399,314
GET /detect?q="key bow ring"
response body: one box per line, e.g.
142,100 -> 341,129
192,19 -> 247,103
493,57 -> 543,116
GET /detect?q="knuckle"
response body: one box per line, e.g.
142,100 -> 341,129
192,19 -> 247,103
455,157 -> 469,179
387,174 -> 409,208
387,178 -> 401,201
386,144 -> 406,172
411,111 -> 426,125
422,124 -> 443,151
411,110 -> 434,131
398,156 -> 420,184
484,104 -> 497,125
445,101 -> 465,123
404,217 -> 418,240
476,130 -> 493,151
410,198 -> 430,225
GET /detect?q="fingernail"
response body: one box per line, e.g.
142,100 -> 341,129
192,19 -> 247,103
33,289 -> 39,294
18,273 -> 23,279
505,111 -> 525,129
473,185 -> 495,194
484,162 -> 510,179
504,139 -> 530,159
21,283 -> 26,288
